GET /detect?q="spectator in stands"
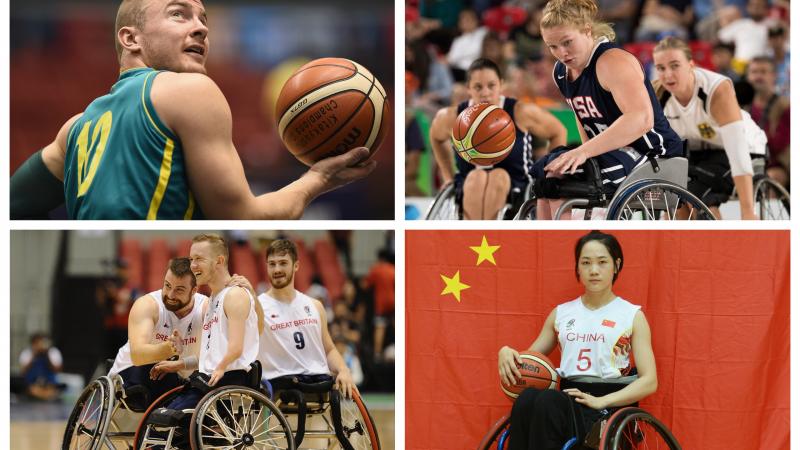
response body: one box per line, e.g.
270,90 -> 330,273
334,336 -> 364,386
766,24 -> 789,98
361,249 -> 395,362
508,10 -> 545,65
447,8 -> 489,82
711,41 -> 740,82
19,332 -> 63,401
596,0 -> 638,44
329,230 -> 354,278
420,0 -> 465,29
746,57 -> 790,187
635,0 -> 693,42
718,0 -> 771,63
96,259 -> 136,359
406,98 -> 427,196
694,0 -> 746,42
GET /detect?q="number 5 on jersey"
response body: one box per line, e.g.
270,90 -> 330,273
76,111 -> 113,197
577,348 -> 592,371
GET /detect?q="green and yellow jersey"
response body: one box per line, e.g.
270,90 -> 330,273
64,68 -> 203,219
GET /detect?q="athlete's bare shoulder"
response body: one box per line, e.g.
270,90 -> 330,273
150,71 -> 231,135
129,292 -> 159,323
43,113 -> 83,179
430,105 -> 457,139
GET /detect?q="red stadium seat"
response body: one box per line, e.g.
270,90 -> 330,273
119,239 -> 144,291
294,239 -> 314,293
230,242 -> 260,290
689,40 -> 715,70
482,6 -> 527,39
175,239 -> 193,259
623,41 -> 657,67
312,239 -> 345,302
146,239 -> 172,292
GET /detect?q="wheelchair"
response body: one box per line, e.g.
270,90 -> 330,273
477,376 -> 681,450
63,362 -> 295,450
268,375 -> 381,450
739,157 -> 790,220
514,154 -> 716,220
425,180 -> 532,220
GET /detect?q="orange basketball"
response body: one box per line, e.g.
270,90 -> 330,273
501,351 -> 559,400
275,57 -> 390,166
451,102 -> 515,166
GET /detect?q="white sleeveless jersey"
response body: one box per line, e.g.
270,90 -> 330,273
662,67 -> 766,154
257,291 -> 329,379
554,297 -> 641,379
200,286 -> 259,375
109,291 -> 207,379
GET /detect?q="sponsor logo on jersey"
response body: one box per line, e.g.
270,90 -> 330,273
186,322 -> 192,335
601,319 -> 616,328
566,319 -> 575,330
271,314 -> 279,319
304,305 -> 312,317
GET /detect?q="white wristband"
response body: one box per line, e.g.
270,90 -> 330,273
718,120 -> 754,177
183,355 -> 199,370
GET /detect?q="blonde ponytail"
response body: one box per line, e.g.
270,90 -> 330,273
541,0 -> 616,42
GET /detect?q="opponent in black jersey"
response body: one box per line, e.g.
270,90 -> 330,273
430,58 -> 566,219
533,0 -> 683,219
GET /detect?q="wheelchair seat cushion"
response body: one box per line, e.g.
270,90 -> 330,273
269,374 -> 334,393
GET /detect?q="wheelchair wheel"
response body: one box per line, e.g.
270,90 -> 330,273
599,407 -> 681,450
754,177 -> 790,220
477,415 -> 510,450
425,182 -> 459,220
62,376 -> 114,450
607,180 -> 716,220
331,390 -> 381,450
190,386 -> 294,450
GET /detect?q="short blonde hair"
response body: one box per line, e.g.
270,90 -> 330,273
540,0 -> 615,42
192,233 -> 229,265
653,36 -> 693,61
114,0 -> 150,61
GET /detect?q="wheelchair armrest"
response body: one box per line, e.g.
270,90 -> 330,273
270,375 -> 335,393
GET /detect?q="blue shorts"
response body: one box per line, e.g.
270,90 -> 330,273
532,147 -> 645,191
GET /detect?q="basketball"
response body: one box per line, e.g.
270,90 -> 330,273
275,57 -> 390,166
500,351 -> 559,400
451,103 -> 515,166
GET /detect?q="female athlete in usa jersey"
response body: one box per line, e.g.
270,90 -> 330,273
533,0 -> 683,219
498,231 -> 657,449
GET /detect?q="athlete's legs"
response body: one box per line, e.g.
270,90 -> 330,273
509,388 -> 575,450
462,169 -> 511,219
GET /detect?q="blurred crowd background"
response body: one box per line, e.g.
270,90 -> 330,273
10,0 -> 395,219
10,229 -> 395,406
405,0 -> 790,200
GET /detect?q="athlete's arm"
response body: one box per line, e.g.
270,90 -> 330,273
152,73 -> 375,220
314,300 -> 357,399
710,79 -> 756,219
567,311 -> 657,409
546,50 -> 656,175
515,102 -> 567,151
10,114 -> 80,219
208,288 -> 251,386
429,106 -> 458,184
128,295 -> 178,366
498,308 -> 558,386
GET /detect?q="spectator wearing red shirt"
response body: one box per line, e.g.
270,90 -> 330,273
746,56 -> 790,188
361,249 -> 395,361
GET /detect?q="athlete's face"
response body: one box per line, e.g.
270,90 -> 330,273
162,269 -> 196,312
653,49 -> 694,94
541,24 -> 594,71
467,68 -> 502,105
577,240 -> 619,294
267,252 -> 298,289
140,0 -> 209,74
189,241 -> 221,286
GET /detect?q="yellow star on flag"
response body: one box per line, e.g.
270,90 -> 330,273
440,271 -> 470,302
470,235 -> 500,266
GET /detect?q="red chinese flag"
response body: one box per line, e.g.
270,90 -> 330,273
406,230 -> 789,450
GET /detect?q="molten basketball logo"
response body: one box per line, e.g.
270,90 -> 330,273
451,103 -> 515,166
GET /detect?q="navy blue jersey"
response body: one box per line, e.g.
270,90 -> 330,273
454,97 -> 534,189
553,40 -> 683,159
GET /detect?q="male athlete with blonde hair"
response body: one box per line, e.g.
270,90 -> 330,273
10,0 -> 375,219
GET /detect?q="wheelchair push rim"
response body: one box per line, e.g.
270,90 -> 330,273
332,390 -> 381,450
754,177 -> 790,220
189,385 -> 295,450
599,407 -> 681,450
607,180 -> 716,220
63,377 -> 114,450
476,415 -> 509,450
132,385 -> 184,450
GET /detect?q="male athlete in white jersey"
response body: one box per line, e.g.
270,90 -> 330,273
108,257 -> 206,402
166,233 -> 264,410
258,239 -> 356,398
